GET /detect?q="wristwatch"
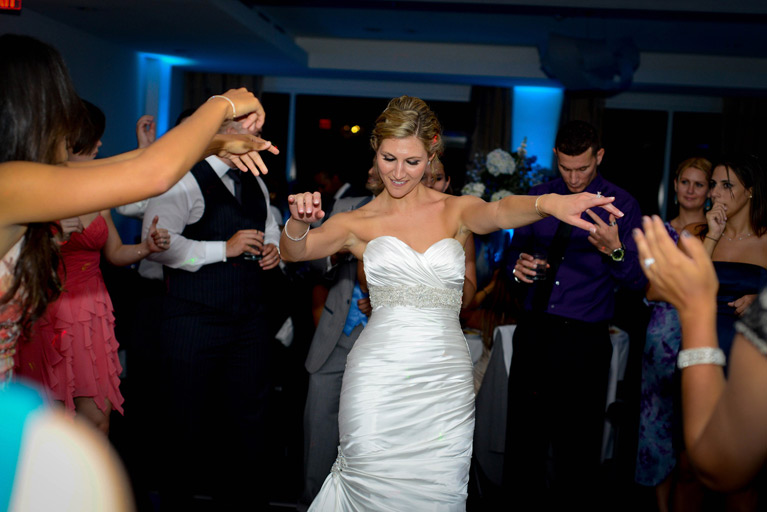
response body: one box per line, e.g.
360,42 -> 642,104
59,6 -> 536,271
610,244 -> 625,262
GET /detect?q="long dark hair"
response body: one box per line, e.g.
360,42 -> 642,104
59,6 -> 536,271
70,99 -> 105,156
0,34 -> 84,332
714,155 -> 767,237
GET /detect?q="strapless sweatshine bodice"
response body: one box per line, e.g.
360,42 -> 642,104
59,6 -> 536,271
364,236 -> 465,313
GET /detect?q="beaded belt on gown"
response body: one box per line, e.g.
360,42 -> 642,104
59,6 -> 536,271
369,285 -> 462,313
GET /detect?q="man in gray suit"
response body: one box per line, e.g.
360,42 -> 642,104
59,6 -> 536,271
299,166 -> 381,510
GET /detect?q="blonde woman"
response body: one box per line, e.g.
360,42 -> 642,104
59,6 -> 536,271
282,96 -> 623,510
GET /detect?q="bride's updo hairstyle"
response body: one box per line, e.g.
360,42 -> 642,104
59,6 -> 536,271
370,96 -> 444,158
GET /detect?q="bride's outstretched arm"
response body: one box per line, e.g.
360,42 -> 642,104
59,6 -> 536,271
280,191 -> 355,262
458,192 -> 623,235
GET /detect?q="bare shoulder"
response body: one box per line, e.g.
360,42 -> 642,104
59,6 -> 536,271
445,193 -> 485,212
753,234 -> 767,268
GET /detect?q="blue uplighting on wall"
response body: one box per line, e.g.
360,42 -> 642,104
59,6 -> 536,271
137,53 -> 194,136
511,86 -> 564,171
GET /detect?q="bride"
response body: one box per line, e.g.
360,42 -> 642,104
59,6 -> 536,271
281,96 -> 623,510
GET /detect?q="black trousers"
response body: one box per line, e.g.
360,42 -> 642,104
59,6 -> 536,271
503,312 -> 613,511
156,297 -> 272,511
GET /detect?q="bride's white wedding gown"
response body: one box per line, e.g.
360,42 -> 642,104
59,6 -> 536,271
309,236 -> 475,511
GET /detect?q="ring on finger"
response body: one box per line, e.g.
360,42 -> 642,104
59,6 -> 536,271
608,221 -> 617,227
643,257 -> 656,269
596,191 -> 602,198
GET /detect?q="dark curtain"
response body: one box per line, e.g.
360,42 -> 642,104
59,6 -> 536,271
183,72 -> 264,111
558,91 -> 606,139
722,96 -> 767,160
468,86 -> 511,159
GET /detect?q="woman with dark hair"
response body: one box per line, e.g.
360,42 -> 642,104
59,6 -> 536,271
15,100 -> 171,433
281,95 -> 623,510
0,34 -> 277,385
701,156 -> 767,360
68,99 -> 106,161
635,157 -> 712,511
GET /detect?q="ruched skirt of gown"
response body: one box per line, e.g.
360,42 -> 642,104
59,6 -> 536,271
309,236 -> 475,511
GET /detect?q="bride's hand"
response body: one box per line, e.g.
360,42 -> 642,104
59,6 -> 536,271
288,192 -> 325,224
541,192 -> 624,233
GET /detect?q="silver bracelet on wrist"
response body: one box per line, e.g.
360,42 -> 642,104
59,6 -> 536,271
534,195 -> 547,218
208,95 -> 236,119
284,217 -> 310,242
677,347 -> 726,369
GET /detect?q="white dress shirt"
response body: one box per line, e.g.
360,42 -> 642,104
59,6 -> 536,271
115,199 -> 150,219
140,155 -> 279,278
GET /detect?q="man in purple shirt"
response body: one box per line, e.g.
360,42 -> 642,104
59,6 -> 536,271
502,121 -> 646,510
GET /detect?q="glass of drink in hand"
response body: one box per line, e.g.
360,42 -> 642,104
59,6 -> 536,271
244,246 -> 262,261
532,252 -> 548,281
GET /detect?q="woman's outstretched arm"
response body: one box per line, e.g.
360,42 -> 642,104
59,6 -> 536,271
458,191 -> 623,236
0,89 -> 277,231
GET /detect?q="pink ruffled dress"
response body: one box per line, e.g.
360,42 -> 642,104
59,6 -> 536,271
16,215 -> 124,413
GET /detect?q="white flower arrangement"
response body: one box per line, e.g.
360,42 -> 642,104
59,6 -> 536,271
461,182 -> 486,197
461,138 -> 551,202
486,148 -> 516,176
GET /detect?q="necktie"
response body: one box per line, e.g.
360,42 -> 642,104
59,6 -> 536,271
531,221 -> 572,313
226,169 -> 242,204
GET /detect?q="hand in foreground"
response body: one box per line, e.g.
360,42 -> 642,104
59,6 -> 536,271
259,243 -> 281,270
512,253 -> 548,284
541,192 -> 623,233
632,215 -> 718,315
146,216 -> 170,253
216,88 -> 267,132
136,115 -> 156,149
585,211 -> 621,254
287,192 -> 325,225
706,200 -> 727,241
213,134 -> 279,175
226,229 -> 265,258
59,217 -> 83,240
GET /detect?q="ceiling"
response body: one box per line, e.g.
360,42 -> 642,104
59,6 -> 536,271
19,0 -> 767,91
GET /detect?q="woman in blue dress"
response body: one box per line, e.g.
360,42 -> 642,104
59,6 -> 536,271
635,158 -> 712,511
